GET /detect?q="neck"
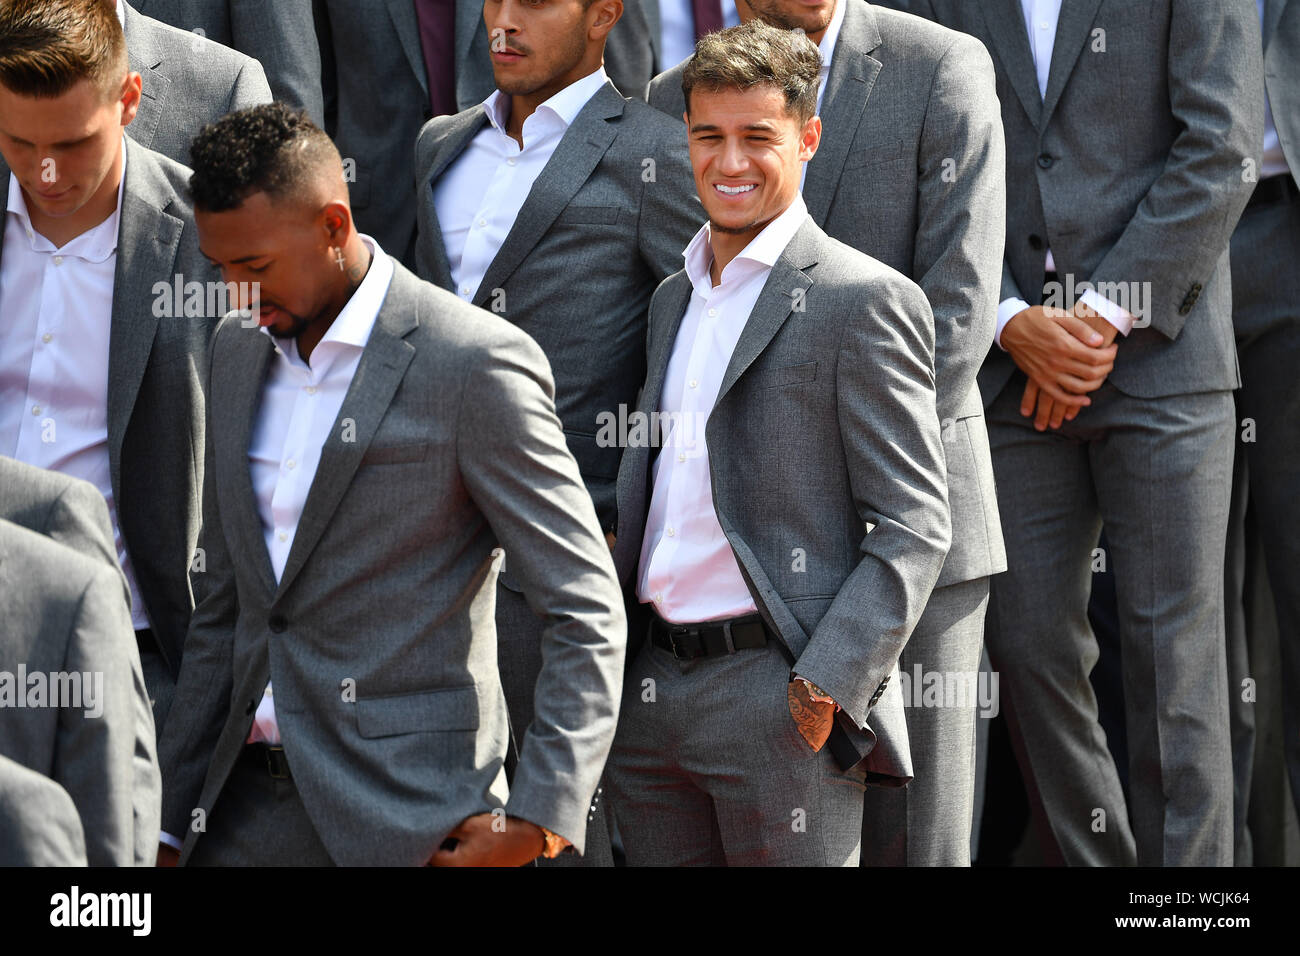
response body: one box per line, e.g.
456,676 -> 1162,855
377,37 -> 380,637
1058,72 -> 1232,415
26,140 -> 123,248
707,226 -> 763,286
298,236 -> 372,362
504,60 -> 601,143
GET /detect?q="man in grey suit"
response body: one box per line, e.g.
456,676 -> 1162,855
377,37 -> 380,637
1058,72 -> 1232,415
647,0 -> 1007,865
0,755 -> 89,867
120,0 -> 273,165
413,0 -> 701,865
0,0 -> 219,736
1225,0 -> 1300,844
0,519 -> 161,867
157,104 -> 625,866
607,20 -> 951,866
919,0 -> 1264,865
313,0 -> 654,269
128,0 -> 323,122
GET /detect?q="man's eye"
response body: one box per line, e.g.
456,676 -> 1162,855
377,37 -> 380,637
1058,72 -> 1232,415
247,263 -> 269,274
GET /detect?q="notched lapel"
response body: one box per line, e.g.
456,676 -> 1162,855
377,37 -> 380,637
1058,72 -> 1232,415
1041,0 -> 1104,125
471,85 -> 625,305
804,0 -> 882,227
272,295 -> 419,601
386,0 -> 429,95
419,108 -> 489,290
980,0 -> 1043,130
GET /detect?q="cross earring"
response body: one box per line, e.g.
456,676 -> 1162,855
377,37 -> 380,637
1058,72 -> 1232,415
333,247 -> 346,271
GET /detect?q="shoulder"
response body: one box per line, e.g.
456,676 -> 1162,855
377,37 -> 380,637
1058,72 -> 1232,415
805,224 -> 928,308
0,519 -> 106,608
872,4 -> 993,70
125,138 -> 196,215
129,10 -> 260,81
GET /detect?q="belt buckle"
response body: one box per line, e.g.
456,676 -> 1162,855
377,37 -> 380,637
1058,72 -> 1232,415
266,744 -> 289,780
720,619 -> 737,654
667,624 -> 696,660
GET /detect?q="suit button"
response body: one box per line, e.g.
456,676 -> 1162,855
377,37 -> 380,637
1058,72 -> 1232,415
1028,234 -> 1044,250
245,698 -> 257,715
268,615 -> 287,633
1178,303 -> 1193,316
1037,153 -> 1054,168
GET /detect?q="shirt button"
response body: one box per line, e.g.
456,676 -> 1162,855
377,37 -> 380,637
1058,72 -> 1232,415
53,256 -> 63,266
31,404 -> 41,415
277,530 -> 288,542
461,286 -> 471,295
688,379 -> 698,389
286,459 -> 296,470
507,159 -> 517,166
677,452 -> 686,462
478,219 -> 487,227
1039,20 -> 1049,29
666,527 -> 675,537
41,333 -> 52,343
707,307 -> 718,317
305,386 -> 317,395
654,593 -> 663,603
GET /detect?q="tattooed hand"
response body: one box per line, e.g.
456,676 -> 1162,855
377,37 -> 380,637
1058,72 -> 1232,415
788,680 -> 835,752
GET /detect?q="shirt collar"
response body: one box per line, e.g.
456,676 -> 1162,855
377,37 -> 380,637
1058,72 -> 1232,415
817,0 -> 847,89
683,192 -> 810,294
481,66 -> 610,137
6,135 -> 127,262
261,234 -> 394,363
116,0 -> 124,27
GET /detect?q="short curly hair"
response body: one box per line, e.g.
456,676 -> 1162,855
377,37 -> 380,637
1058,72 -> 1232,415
188,102 -> 340,212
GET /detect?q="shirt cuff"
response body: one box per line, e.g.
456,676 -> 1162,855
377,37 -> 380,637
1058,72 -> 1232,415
1079,287 -> 1135,336
995,297 -> 1033,350
159,831 -> 184,851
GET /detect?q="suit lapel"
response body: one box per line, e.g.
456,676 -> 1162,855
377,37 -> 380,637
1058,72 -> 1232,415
803,0 -> 882,227
713,221 -> 818,407
1041,0 -> 1105,125
218,325 -> 279,598
641,0 -> 663,73
122,3 -> 166,153
980,0 -> 1043,129
108,138 -> 184,504
471,84 -> 624,306
454,0 -> 483,87
419,106 -> 490,290
272,271 -> 420,601
387,0 -> 429,95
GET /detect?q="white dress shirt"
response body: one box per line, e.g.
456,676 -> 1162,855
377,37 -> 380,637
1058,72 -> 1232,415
1259,0 -> 1290,178
245,235 -> 394,746
0,138 -> 149,630
996,0 -> 1133,347
658,0 -> 742,77
637,193 -> 811,623
433,67 -> 609,301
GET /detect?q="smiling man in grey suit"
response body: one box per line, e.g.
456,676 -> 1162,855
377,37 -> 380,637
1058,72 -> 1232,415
0,0 -> 219,737
119,0 -> 273,164
414,0 -> 701,865
128,0 -> 322,122
648,0 -> 1007,866
918,0 -> 1264,866
0,519 -> 160,867
607,20 -> 950,866
156,103 -> 625,866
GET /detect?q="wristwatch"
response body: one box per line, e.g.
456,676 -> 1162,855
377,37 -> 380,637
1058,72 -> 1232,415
793,675 -> 839,710
538,825 -> 569,859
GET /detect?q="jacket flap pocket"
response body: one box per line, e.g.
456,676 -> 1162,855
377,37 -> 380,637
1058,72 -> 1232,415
356,686 -> 480,738
754,361 -> 818,388
361,439 -> 430,466
555,204 -> 627,225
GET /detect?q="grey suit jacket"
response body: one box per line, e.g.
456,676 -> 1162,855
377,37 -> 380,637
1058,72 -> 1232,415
648,0 -> 1006,587
917,0 -> 1265,402
157,264 -> 626,864
414,82 -> 703,534
0,139 -> 219,691
0,754 -> 88,867
613,218 -> 952,783
123,1 -> 273,165
0,456 -> 128,607
0,520 -> 160,867
132,0 -> 323,124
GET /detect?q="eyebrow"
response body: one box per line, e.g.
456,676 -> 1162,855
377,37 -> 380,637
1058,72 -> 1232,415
689,123 -> 778,134
198,248 -> 268,265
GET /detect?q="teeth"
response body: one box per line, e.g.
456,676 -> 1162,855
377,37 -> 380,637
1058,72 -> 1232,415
715,183 -> 755,195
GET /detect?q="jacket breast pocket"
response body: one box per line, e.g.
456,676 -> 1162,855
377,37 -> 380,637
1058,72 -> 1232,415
843,139 -> 908,172
355,686 -> 480,738
555,204 -> 629,226
360,439 -> 430,466
753,361 -> 818,388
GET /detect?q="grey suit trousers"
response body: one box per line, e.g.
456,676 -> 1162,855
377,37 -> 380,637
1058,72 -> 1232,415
860,576 -> 989,866
494,581 -> 615,867
606,636 -> 867,866
984,371 -> 1235,866
186,749 -> 334,866
1226,187 -> 1300,833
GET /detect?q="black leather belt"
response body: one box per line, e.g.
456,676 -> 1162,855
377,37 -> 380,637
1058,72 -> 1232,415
243,743 -> 291,780
649,611 -> 770,660
1247,173 -> 1297,208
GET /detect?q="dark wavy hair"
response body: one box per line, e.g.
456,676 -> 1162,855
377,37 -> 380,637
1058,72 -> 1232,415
681,18 -> 822,123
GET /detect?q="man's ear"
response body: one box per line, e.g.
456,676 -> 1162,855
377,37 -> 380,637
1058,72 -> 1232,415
321,199 -> 353,247
590,0 -> 624,39
798,115 -> 822,163
118,71 -> 142,128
